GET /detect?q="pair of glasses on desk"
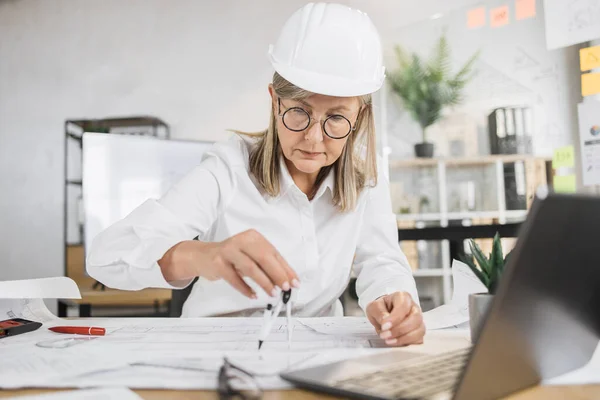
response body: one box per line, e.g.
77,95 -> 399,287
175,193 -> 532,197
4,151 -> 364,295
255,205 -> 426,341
134,357 -> 263,399
218,357 -> 262,400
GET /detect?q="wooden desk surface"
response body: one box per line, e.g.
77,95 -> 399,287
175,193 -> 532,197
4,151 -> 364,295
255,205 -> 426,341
2,386 -> 600,399
66,245 -> 172,307
64,286 -> 172,306
62,275 -> 172,306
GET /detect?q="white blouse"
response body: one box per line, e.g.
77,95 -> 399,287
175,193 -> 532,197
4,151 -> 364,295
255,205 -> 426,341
87,135 -> 418,317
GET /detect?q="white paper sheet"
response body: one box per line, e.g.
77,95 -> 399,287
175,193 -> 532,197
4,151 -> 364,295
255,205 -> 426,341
578,101 -> 600,186
543,0 -> 600,50
544,343 -> 600,385
5,388 -> 142,400
0,317 -> 466,390
423,259 -> 487,330
73,350 -> 384,390
0,350 -> 130,389
0,277 -> 81,299
0,298 -> 60,323
0,277 -> 81,324
297,317 -> 375,336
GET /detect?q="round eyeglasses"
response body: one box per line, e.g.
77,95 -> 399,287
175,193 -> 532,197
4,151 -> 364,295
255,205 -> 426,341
278,98 -> 357,139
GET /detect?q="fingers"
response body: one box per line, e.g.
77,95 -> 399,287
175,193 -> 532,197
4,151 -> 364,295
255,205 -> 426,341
236,229 -> 299,290
219,262 -> 257,299
385,323 -> 426,347
376,292 -> 426,347
379,305 -> 425,345
275,252 -> 301,288
381,292 -> 413,328
366,296 -> 391,333
227,248 -> 277,298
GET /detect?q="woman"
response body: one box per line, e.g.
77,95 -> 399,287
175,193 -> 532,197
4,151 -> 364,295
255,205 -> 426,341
88,2 -> 425,346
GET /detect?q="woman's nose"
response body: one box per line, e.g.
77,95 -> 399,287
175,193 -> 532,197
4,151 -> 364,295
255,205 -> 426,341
304,120 -> 324,144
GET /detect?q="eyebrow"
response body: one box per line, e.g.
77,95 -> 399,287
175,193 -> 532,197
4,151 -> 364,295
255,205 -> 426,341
292,99 -> 352,114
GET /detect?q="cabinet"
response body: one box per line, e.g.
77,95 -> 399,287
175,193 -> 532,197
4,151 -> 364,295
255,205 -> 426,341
388,155 -> 551,309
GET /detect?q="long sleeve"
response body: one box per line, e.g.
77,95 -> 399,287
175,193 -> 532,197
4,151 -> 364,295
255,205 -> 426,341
86,143 -> 238,291
353,165 -> 419,312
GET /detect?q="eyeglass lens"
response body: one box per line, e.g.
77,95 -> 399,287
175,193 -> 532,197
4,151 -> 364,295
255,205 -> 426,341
282,107 -> 352,138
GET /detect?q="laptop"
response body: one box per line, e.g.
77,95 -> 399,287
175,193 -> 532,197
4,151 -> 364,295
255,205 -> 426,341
281,193 -> 600,400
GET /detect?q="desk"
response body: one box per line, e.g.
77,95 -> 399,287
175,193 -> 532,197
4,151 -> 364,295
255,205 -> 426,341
57,286 -> 172,317
63,246 -> 173,317
2,318 -> 597,399
2,386 -> 600,399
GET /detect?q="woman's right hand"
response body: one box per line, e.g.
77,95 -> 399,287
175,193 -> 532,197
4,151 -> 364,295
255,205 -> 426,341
158,229 -> 300,298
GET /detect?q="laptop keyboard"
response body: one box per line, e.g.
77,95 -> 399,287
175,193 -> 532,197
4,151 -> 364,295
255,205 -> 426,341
333,348 -> 471,399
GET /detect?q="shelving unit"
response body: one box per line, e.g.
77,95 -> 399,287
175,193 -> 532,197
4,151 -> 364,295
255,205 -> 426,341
412,269 -> 450,277
64,116 -> 170,292
389,155 -> 551,307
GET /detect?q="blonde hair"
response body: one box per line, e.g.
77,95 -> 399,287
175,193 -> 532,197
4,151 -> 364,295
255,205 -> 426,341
240,72 -> 378,212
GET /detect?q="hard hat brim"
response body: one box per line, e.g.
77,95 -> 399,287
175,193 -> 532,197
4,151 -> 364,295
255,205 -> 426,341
270,55 -> 384,98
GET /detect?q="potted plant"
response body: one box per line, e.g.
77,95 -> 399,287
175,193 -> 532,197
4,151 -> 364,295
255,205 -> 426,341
387,35 -> 479,158
461,233 -> 511,341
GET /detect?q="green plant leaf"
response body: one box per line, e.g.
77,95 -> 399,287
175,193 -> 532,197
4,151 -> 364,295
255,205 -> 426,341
428,35 -> 451,83
486,233 -> 508,294
469,240 -> 491,282
491,232 -> 504,270
453,50 -> 480,83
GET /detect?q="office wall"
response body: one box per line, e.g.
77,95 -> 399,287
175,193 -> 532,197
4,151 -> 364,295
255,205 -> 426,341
382,0 -> 582,159
0,0 -> 482,282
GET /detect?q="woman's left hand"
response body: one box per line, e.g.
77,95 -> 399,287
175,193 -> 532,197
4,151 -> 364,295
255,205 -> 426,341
366,292 -> 426,346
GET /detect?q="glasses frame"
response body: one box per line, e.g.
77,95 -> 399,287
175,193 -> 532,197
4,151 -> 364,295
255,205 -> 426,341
218,357 -> 263,400
277,98 -> 358,140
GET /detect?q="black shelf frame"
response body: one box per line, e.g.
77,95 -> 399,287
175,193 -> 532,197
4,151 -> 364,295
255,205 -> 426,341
397,222 -> 523,266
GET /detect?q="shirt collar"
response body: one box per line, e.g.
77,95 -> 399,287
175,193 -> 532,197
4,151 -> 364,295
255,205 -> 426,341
313,166 -> 335,200
278,156 -> 297,199
270,157 -> 335,202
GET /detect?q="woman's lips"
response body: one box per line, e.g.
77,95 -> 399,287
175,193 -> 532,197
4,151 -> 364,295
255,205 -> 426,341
298,150 -> 323,158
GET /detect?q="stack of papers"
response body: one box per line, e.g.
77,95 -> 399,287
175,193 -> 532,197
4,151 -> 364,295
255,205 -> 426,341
0,277 -> 81,323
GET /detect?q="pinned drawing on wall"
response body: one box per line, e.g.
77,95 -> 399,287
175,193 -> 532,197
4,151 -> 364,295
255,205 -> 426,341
581,73 -> 600,97
467,7 -> 486,29
490,5 -> 510,28
578,101 -> 600,186
580,46 -> 600,72
516,0 -> 536,20
544,0 -> 600,50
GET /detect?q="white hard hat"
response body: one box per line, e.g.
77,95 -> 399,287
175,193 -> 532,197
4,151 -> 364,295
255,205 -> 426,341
268,2 -> 385,97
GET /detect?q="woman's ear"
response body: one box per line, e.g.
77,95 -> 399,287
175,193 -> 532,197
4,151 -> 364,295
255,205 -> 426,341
268,84 -> 276,110
269,83 -> 277,114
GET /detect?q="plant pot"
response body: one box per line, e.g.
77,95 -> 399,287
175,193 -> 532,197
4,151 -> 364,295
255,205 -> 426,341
469,293 -> 493,343
414,142 -> 435,158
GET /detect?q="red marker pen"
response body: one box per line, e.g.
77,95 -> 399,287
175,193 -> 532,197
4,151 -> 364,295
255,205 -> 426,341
48,326 -> 105,336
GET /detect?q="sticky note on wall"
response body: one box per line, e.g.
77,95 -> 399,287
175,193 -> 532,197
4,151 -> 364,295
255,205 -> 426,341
582,73 -> 600,96
490,5 -> 510,28
468,7 -> 486,29
580,46 -> 600,72
516,0 -> 536,20
553,146 -> 575,169
553,175 -> 576,193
